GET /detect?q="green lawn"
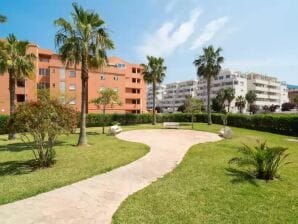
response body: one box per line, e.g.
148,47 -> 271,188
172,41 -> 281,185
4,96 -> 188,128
0,127 -> 149,205
113,123 -> 298,224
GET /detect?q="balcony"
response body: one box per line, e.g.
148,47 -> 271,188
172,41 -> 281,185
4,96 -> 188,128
125,93 -> 141,99
126,104 -> 141,110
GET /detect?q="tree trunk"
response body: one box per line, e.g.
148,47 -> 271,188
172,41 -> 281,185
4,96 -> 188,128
102,106 -> 106,134
77,55 -> 88,146
228,102 -> 230,113
8,74 -> 16,140
152,81 -> 156,125
207,78 -> 212,125
191,112 -> 194,129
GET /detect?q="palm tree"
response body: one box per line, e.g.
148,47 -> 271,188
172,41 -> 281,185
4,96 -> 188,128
91,88 -> 121,134
224,87 -> 235,112
54,3 -> 114,146
194,45 -> 224,125
0,34 -> 36,139
235,95 -> 246,113
245,90 -> 257,114
0,15 -> 7,23
142,56 -> 166,125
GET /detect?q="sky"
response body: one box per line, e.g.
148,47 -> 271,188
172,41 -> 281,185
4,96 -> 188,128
0,0 -> 297,85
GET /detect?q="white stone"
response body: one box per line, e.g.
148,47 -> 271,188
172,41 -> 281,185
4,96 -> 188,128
109,125 -> 122,135
219,127 -> 233,139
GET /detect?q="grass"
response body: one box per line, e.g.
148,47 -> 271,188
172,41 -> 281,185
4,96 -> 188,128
0,127 -> 149,205
113,123 -> 298,224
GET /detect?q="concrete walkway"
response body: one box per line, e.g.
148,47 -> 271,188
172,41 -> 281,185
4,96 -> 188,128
0,129 -> 222,224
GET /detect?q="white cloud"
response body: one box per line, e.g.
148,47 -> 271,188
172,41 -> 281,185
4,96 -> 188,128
136,9 -> 201,58
191,16 -> 228,50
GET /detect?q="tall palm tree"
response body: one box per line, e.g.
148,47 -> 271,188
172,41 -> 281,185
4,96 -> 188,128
0,34 -> 36,139
142,56 -> 166,125
54,3 -> 114,146
245,90 -> 257,114
0,15 -> 7,23
194,45 -> 224,125
235,95 -> 246,113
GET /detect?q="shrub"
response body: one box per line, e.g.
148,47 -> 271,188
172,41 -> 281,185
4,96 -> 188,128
282,102 -> 295,111
12,95 -> 77,167
229,141 -> 290,180
0,115 -> 9,134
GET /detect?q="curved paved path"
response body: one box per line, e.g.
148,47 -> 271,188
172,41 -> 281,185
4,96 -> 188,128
0,129 -> 221,224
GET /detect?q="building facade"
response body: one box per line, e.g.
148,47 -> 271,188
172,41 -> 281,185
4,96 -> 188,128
288,85 -> 298,105
197,69 -> 248,113
146,80 -> 198,112
0,44 -> 147,115
246,73 -> 288,110
146,69 -> 289,113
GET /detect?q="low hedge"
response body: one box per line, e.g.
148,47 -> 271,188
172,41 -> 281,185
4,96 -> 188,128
0,113 -> 297,136
0,115 -> 9,134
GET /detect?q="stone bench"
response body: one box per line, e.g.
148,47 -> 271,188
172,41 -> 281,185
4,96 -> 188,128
163,122 -> 180,129
109,125 -> 122,135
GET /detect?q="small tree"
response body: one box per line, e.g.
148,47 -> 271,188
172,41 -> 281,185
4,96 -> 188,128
245,90 -> 257,114
282,102 -> 295,111
229,141 -> 290,180
224,87 -> 235,112
12,91 -> 76,167
184,96 -> 202,129
91,88 -> 121,134
235,96 -> 246,113
211,97 -> 222,113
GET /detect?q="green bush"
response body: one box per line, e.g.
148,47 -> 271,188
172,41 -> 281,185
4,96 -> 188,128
1,112 -> 298,136
0,115 -> 9,134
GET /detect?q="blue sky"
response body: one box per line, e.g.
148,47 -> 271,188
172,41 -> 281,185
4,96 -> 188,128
0,0 -> 297,84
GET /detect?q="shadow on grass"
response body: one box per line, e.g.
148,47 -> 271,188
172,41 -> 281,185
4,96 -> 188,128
225,167 -> 259,186
0,159 -> 36,176
0,140 -> 73,152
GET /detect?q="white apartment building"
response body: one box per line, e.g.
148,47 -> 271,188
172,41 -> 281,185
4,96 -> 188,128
197,69 -> 248,113
162,80 -> 198,112
146,70 -> 289,113
146,84 -> 166,110
146,80 -> 198,112
246,73 -> 289,110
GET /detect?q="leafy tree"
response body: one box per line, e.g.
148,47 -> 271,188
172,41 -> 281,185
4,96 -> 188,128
224,87 -> 235,112
211,97 -> 222,113
0,34 -> 36,139
229,141 -> 290,180
0,15 -> 7,23
216,89 -> 226,112
194,45 -> 224,125
282,102 -> 295,111
12,90 -> 77,167
91,88 -> 121,134
142,56 -> 166,125
235,95 -> 246,113
245,90 -> 257,114
177,104 -> 186,113
184,96 -> 202,129
54,3 -> 114,146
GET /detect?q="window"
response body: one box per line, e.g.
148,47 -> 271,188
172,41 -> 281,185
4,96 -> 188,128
219,76 -> 224,80
226,75 -> 230,79
69,71 -> 76,77
132,99 -> 140,104
132,88 -> 140,94
17,80 -> 25,87
37,82 -> 50,89
132,68 -> 137,73
113,76 -> 119,81
59,82 -> 65,93
116,63 -> 126,69
69,84 -> 76,91
39,68 -> 50,76
69,98 -> 76,105
100,74 -> 105,80
16,94 -> 25,102
59,68 -> 66,80
39,58 -> 49,62
132,78 -> 140,83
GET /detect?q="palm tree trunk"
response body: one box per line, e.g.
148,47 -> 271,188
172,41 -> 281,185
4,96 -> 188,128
77,55 -> 88,146
207,78 -> 212,125
8,74 -> 16,140
191,112 -> 194,129
152,81 -> 156,125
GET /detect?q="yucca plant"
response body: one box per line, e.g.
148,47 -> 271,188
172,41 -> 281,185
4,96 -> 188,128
229,141 -> 290,180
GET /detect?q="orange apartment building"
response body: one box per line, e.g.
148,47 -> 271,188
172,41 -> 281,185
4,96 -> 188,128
0,43 -> 147,114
